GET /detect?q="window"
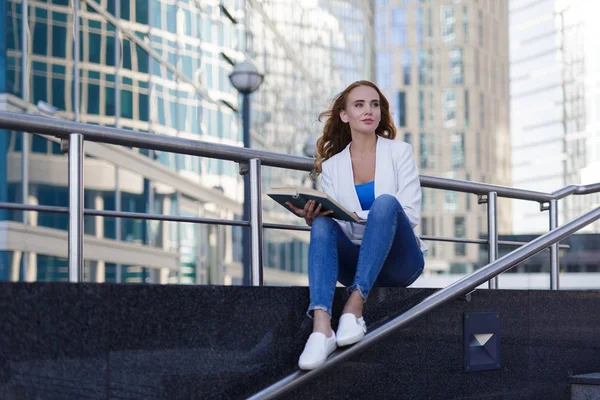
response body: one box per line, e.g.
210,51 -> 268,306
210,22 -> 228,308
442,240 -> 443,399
450,48 -> 463,84
444,172 -> 457,211
417,8 -> 423,44
87,84 -> 100,115
451,132 -> 465,168
52,25 -> 67,57
462,6 -> 468,42
474,49 -> 480,85
419,91 -> 425,127
419,132 -> 435,169
375,10 -> 388,48
403,49 -> 411,85
398,92 -> 407,127
454,217 -> 466,256
421,217 -> 429,236
404,132 -> 412,145
464,89 -> 469,126
428,91 -> 435,126
418,49 -> 427,84
120,90 -> 133,119
478,9 -> 483,46
33,21 -> 48,55
443,89 -> 456,126
480,93 -> 484,129
376,51 -> 391,88
441,6 -> 455,43
391,8 -> 407,45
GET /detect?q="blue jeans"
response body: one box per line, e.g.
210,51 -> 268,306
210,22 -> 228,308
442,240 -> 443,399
307,194 -> 425,317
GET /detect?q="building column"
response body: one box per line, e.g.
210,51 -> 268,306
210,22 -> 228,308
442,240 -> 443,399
25,251 -> 37,282
11,251 -> 21,282
95,261 -> 106,283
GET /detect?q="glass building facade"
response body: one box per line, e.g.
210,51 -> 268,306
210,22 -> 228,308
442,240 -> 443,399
510,0 -> 600,234
0,0 -> 373,284
375,0 -> 511,274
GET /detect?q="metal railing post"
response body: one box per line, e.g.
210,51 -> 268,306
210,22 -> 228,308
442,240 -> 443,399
248,158 -> 264,286
487,192 -> 498,289
549,199 -> 559,290
68,133 -> 84,282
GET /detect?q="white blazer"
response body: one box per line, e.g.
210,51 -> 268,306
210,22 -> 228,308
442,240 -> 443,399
320,137 -> 428,252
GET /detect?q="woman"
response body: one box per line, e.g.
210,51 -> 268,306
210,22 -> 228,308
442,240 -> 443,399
286,80 -> 427,370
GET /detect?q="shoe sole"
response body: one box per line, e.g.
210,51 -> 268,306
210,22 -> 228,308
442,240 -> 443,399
337,332 -> 365,347
298,347 -> 336,370
298,359 -> 326,370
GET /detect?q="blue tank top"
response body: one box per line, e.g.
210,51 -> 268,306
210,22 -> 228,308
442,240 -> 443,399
354,181 -> 375,210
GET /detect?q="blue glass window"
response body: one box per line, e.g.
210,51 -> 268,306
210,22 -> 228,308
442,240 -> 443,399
52,78 -> 66,109
105,36 -> 116,66
135,0 -> 148,24
33,22 -> 48,55
417,8 -> 423,44
121,90 -> 133,119
152,1 -> 161,28
391,8 -> 407,46
166,4 -> 177,33
139,94 -> 149,122
136,46 -> 149,73
105,87 -> 115,116
32,135 -> 48,153
33,74 -> 47,104
52,25 -> 67,57
402,49 -> 411,85
397,92 -> 406,127
89,33 -> 102,63
88,84 -> 100,114
122,40 -> 132,70
120,0 -> 130,20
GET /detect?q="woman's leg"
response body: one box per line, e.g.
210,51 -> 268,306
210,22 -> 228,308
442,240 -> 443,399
307,216 -> 359,335
345,194 -> 424,316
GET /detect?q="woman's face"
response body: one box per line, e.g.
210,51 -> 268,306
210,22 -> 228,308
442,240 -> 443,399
339,85 -> 381,135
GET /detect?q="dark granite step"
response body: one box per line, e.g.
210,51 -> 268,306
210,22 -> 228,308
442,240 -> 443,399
1,282 -> 600,399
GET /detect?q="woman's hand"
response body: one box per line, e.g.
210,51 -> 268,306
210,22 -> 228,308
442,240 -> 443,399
286,200 -> 333,226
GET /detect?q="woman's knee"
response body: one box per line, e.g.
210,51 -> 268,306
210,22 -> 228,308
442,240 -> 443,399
369,194 -> 401,218
310,216 -> 337,239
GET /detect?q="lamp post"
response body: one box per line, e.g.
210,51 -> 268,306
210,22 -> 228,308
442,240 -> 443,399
303,136 -> 318,190
229,61 -> 264,286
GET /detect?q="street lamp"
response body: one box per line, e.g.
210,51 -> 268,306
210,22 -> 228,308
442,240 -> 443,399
229,60 -> 264,286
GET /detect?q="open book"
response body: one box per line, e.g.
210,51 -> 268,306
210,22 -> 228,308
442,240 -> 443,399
267,187 -> 364,223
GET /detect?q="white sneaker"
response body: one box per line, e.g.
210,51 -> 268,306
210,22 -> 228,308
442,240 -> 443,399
336,313 -> 367,347
298,331 -> 337,370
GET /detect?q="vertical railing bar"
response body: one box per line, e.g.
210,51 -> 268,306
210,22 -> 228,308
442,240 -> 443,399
68,133 -> 84,282
248,158 -> 263,286
549,199 -> 559,290
487,191 -> 498,289
115,167 -> 122,283
21,0 -> 29,281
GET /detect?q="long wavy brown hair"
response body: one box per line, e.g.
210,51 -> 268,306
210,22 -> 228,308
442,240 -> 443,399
311,80 -> 396,179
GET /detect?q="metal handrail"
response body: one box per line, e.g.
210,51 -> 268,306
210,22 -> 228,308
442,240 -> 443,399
0,109 -> 594,287
247,205 -> 600,400
0,110 -> 597,202
0,201 -> 570,249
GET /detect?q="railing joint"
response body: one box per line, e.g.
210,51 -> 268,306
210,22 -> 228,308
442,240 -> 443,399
477,194 -> 488,204
540,202 -> 550,212
459,289 -> 477,302
60,137 -> 69,153
239,161 -> 249,175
